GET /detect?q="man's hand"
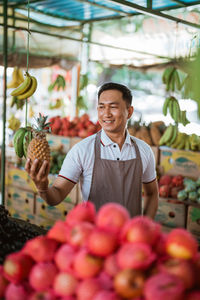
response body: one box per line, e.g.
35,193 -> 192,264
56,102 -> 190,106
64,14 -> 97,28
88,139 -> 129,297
25,158 -> 50,191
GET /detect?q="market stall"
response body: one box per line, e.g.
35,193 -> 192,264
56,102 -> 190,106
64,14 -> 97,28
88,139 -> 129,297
1,0 -> 200,298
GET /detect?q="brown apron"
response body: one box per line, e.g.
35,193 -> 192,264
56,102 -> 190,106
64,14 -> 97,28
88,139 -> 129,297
88,131 -> 143,217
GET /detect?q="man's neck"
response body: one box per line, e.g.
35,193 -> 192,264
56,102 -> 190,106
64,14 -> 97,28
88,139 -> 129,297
105,130 -> 127,150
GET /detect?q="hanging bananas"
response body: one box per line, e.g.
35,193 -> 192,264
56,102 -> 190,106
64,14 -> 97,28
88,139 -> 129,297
10,96 -> 26,110
162,67 -> 182,92
13,127 -> 33,158
11,72 -> 37,100
162,96 -> 181,122
7,67 -> 24,89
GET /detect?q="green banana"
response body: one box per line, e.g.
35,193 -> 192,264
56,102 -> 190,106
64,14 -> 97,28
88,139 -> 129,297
159,124 -> 174,146
166,125 -> 177,146
162,97 -> 171,116
168,98 -> 174,119
176,133 -> 187,150
179,110 -> 190,126
17,76 -> 37,100
23,130 -> 33,158
172,99 -> 180,123
171,132 -> 184,149
13,127 -> 27,158
11,73 -> 32,97
162,67 -> 174,84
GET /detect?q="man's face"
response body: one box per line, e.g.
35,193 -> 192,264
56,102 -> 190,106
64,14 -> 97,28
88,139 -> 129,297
97,89 -> 133,135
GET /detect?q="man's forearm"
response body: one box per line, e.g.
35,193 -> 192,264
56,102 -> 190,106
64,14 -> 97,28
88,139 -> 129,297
143,194 -> 158,219
38,186 -> 63,206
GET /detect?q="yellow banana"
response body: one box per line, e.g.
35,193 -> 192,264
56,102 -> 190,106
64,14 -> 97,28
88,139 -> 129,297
159,124 -> 174,146
166,125 -> 177,147
11,72 -> 32,97
7,67 -> 20,89
171,132 -> 183,149
176,133 -> 187,150
17,76 -> 37,100
184,135 -> 190,150
17,68 -> 24,83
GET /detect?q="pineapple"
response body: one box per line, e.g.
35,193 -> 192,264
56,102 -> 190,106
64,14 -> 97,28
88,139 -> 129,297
27,113 -> 51,169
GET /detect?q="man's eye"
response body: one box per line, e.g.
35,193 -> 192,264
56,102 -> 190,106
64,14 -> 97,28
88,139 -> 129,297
111,106 -> 117,108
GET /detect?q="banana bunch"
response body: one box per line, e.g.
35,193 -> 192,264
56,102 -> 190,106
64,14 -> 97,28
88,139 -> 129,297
189,134 -> 200,151
171,132 -> 188,150
162,67 -> 181,92
159,124 -> 178,146
48,75 -> 66,92
13,127 -> 33,158
10,96 -> 26,110
8,115 -> 21,131
7,67 -> 24,89
162,96 -> 181,122
11,72 -> 37,100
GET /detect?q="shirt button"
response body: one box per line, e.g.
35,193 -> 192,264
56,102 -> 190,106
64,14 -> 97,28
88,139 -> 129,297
113,145 -> 116,148
117,158 -> 120,160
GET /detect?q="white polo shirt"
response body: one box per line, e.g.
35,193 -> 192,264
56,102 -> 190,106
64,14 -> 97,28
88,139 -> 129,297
59,129 -> 156,201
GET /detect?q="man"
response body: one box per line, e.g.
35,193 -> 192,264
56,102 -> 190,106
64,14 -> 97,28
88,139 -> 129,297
25,82 -> 158,218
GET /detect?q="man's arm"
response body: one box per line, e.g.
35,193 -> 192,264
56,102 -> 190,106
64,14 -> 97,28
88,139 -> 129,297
25,158 -> 75,206
142,179 -> 159,219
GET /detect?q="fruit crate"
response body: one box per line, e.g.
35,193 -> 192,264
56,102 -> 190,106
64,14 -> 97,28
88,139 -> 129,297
159,147 -> 200,179
155,197 -> 186,228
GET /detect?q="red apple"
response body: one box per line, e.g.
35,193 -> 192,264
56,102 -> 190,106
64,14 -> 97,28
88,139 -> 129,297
117,242 -> 156,270
114,269 -> 145,299
96,202 -> 130,234
65,201 -> 96,227
54,244 -> 76,273
67,221 -> 94,248
97,271 -> 113,290
166,228 -> 198,260
159,185 -> 171,198
23,236 -> 58,262
29,262 -> 57,291
144,272 -> 185,300
53,272 -> 78,297
73,249 -> 103,279
29,290 -> 57,300
76,278 -> 101,300
3,252 -> 34,283
104,254 -> 120,277
121,216 -> 161,246
159,175 -> 172,186
5,282 -> 30,300
0,265 -> 9,297
86,228 -> 118,257
158,258 -> 196,289
47,220 -> 70,243
93,290 -> 121,300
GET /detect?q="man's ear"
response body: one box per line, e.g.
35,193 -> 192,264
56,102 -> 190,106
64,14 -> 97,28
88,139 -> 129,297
128,106 -> 134,119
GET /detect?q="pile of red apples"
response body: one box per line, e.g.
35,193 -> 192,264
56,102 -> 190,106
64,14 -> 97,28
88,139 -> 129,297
1,201 -> 200,300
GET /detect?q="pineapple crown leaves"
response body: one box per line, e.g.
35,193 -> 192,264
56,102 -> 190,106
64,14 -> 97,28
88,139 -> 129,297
33,113 -> 51,133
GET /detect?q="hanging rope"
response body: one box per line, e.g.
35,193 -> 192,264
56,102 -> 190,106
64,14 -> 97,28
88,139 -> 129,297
25,0 -> 30,127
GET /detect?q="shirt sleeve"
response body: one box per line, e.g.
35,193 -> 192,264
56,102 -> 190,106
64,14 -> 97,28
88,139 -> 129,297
59,144 -> 83,183
142,146 -> 157,183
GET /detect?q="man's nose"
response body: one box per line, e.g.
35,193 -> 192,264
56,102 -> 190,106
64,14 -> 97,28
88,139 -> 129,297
104,107 -> 112,116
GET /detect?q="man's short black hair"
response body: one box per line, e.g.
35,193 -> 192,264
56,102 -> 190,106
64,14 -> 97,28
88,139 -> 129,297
98,82 -> 132,106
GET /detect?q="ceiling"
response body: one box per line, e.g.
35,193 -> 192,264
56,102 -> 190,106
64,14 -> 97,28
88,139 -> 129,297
2,0 -> 200,28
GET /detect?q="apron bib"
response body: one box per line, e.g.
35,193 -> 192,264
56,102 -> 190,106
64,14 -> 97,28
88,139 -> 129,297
88,131 -> 143,217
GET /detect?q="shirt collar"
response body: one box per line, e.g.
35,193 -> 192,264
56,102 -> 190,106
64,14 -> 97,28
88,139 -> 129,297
101,128 -> 132,146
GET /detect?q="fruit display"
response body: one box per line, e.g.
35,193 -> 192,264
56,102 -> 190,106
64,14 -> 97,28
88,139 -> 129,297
159,124 -> 200,151
7,67 -> 24,89
0,205 -> 44,265
1,201 -> 200,299
49,113 -> 101,138
27,114 -> 51,170
128,120 -> 166,146
10,72 -> 37,100
158,174 -> 184,199
177,177 -> 200,203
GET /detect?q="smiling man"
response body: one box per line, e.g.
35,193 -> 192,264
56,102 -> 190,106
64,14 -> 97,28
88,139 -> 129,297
25,82 -> 158,218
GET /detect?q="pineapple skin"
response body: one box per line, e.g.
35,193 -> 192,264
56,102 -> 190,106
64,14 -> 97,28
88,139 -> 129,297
27,136 -> 50,169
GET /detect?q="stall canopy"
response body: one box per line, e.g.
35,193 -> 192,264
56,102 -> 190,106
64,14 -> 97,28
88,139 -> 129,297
0,0 -> 200,68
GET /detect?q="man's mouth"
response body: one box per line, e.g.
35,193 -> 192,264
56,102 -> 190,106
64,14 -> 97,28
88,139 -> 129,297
103,120 -> 114,123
